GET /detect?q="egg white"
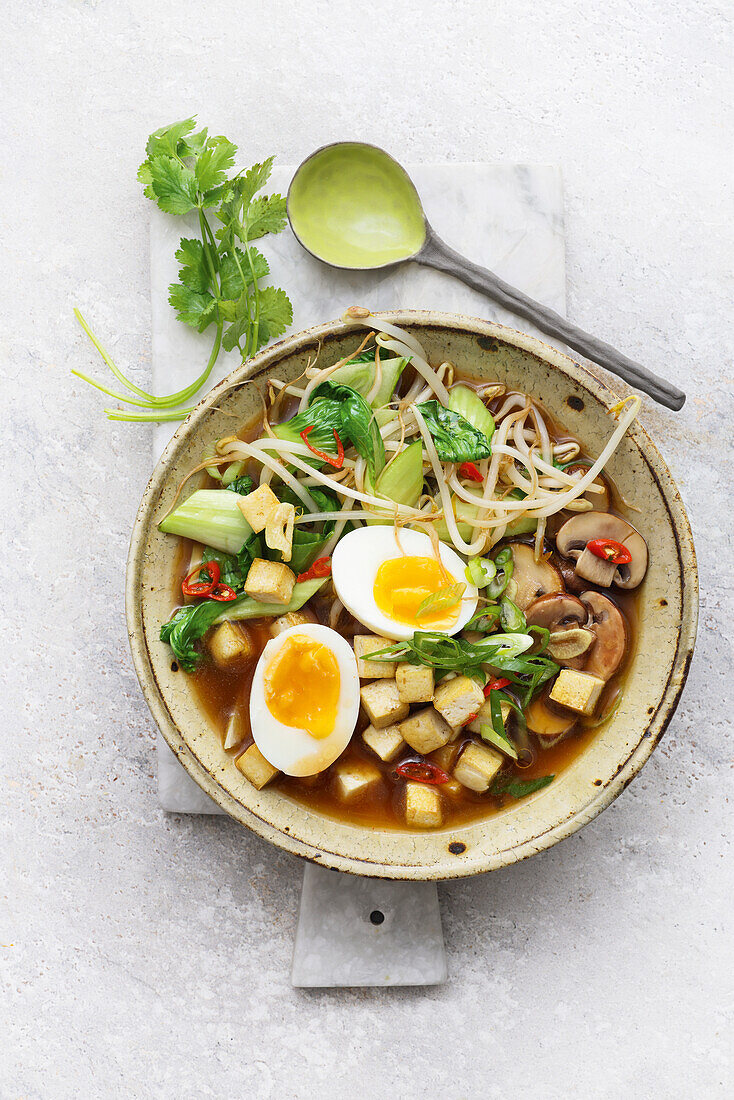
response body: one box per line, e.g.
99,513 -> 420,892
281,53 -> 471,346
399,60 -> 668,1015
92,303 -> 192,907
331,526 -> 479,641
249,623 -> 360,777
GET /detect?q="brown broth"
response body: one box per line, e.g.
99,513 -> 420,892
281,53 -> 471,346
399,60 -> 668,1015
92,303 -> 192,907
169,373 -> 643,830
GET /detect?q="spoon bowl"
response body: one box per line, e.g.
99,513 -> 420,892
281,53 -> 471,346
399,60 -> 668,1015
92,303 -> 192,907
287,142 -> 427,269
287,141 -> 686,411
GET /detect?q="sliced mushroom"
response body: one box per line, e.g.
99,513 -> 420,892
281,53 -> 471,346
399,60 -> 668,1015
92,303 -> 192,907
581,591 -> 628,681
507,544 -> 563,611
547,628 -> 596,662
525,592 -> 594,669
556,512 -> 648,589
525,695 -> 577,746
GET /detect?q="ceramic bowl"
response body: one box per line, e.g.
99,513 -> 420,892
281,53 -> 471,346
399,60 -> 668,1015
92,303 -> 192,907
126,312 -> 698,879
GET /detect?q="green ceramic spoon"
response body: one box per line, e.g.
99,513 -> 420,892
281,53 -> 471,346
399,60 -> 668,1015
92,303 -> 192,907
287,142 -> 685,411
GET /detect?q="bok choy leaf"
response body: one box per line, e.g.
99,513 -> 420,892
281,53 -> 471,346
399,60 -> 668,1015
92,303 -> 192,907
415,401 -> 493,463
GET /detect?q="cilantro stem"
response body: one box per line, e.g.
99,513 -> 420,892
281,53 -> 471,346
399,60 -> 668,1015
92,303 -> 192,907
74,309 -> 156,402
105,406 -> 192,422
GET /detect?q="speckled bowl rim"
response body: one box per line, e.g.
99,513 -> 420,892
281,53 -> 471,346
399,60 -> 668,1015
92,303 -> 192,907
126,311 -> 698,879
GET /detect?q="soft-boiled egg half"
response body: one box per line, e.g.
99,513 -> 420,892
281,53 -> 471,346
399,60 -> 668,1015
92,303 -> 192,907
250,623 -> 360,777
331,526 -> 479,641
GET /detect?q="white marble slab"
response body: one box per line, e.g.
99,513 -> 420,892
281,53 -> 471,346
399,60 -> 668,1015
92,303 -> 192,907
149,161 -> 565,987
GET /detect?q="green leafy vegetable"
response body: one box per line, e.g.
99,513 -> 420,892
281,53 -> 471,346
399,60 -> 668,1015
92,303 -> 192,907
223,471 -> 253,493
490,774 -> 555,799
201,531 -> 263,593
416,401 -> 493,463
312,381 -> 386,483
160,600 -> 225,672
447,385 -> 495,441
160,577 -> 328,671
365,441 -> 424,523
74,119 -> 292,422
329,351 -> 408,408
274,381 -> 386,483
158,489 -> 252,555
276,487 -> 340,574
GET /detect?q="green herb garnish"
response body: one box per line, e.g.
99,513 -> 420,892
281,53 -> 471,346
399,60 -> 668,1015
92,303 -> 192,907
490,774 -> 555,800
74,118 -> 292,422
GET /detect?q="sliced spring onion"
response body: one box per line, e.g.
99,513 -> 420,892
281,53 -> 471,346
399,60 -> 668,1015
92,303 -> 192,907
499,596 -> 526,632
465,556 -> 497,588
416,583 -> 466,620
486,547 -> 513,598
479,723 -> 519,761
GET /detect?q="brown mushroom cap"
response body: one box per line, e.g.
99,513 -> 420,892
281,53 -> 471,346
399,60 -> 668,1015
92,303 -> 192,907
581,590 -> 628,680
555,512 -> 649,589
526,592 -> 594,669
508,544 -> 563,610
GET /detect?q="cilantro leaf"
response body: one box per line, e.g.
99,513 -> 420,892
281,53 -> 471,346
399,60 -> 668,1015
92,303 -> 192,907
242,194 -> 288,240
168,283 -> 216,329
175,238 -> 210,293
148,156 -> 198,214
145,117 -> 197,160
195,136 -> 238,193
490,774 -> 555,800
255,285 -> 293,347
237,158 -> 274,205
219,247 -> 269,299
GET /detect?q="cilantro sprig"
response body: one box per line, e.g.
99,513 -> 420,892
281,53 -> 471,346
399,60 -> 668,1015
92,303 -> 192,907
74,117 -> 293,422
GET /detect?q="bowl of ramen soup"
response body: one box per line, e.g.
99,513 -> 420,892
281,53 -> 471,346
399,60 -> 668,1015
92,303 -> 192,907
127,310 -> 697,879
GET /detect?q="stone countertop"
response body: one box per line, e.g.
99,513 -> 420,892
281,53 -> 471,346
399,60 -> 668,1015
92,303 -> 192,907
3,2 -> 732,1097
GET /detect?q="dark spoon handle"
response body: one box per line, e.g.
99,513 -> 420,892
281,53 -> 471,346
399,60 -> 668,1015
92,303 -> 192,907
416,228 -> 685,411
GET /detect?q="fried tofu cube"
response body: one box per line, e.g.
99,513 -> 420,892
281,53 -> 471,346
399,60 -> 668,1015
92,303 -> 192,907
453,741 -> 503,792
236,483 -> 280,533
405,782 -> 443,828
235,743 -> 279,789
398,707 -> 453,754
269,609 -> 316,637
244,558 -> 296,605
333,760 -> 383,802
430,743 -> 460,772
433,675 -> 484,728
208,622 -> 256,668
396,663 -> 434,703
359,679 -> 410,729
549,669 -> 605,716
353,635 -> 396,679
466,697 -> 512,735
362,723 -> 405,763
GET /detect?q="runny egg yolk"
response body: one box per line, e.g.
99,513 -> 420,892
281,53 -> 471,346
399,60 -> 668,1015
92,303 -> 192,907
373,555 -> 460,628
263,634 -> 340,738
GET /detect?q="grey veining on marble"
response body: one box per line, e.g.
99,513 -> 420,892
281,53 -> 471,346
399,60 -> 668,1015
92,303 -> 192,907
3,1 -> 733,1097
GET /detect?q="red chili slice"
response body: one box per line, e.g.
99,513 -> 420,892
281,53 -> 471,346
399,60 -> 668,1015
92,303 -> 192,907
300,426 -> 345,469
484,677 -> 511,696
458,461 -> 484,482
210,583 -> 237,602
297,557 -> 332,583
587,538 -> 632,565
182,559 -> 221,598
396,760 -> 450,785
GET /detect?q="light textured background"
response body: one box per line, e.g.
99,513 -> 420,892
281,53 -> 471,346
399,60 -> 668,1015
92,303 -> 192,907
3,2 -> 733,1098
